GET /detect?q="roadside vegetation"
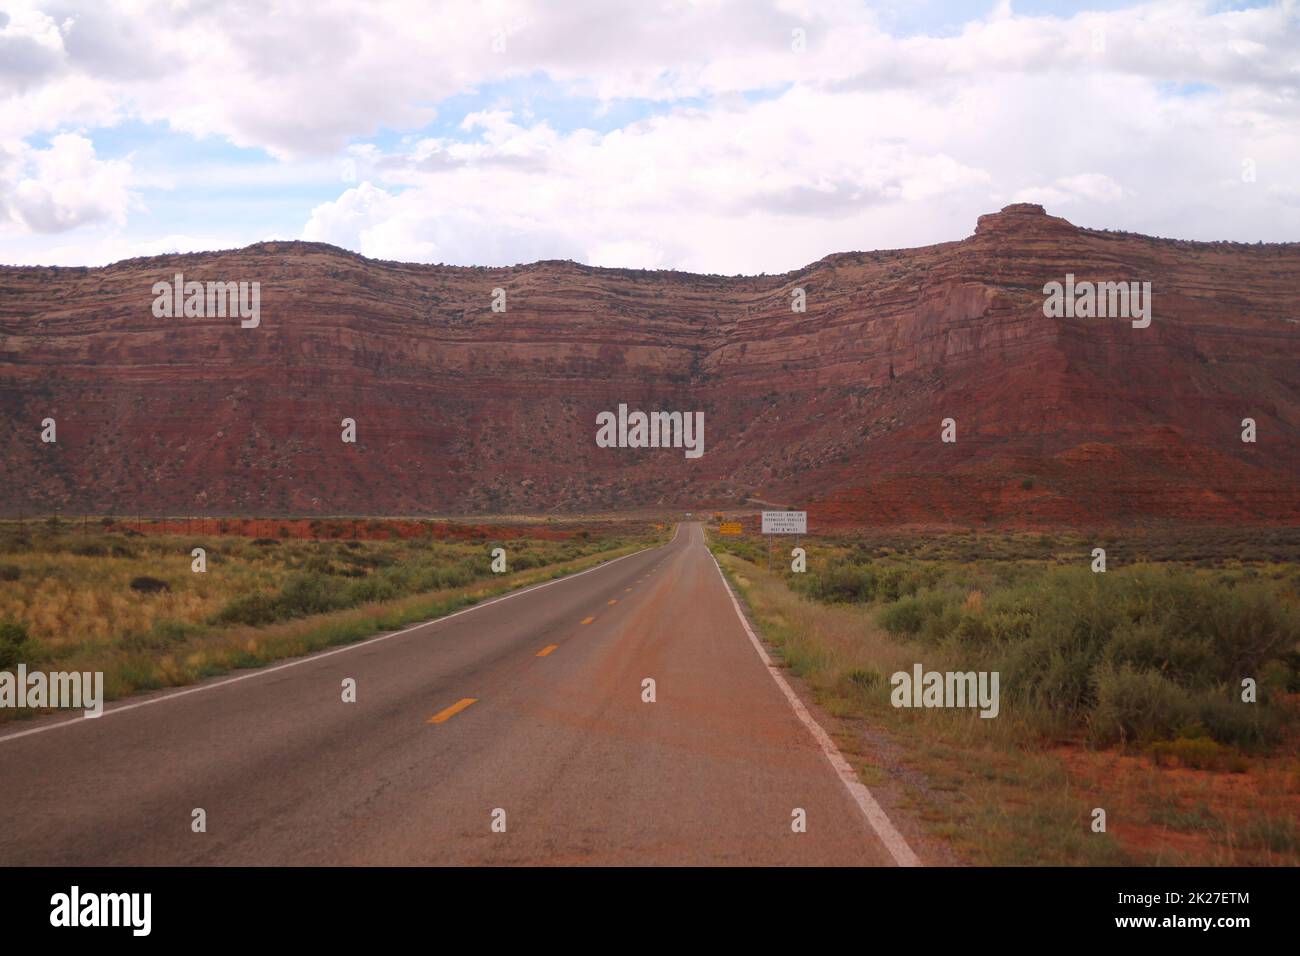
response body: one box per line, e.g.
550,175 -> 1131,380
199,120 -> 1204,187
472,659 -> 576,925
710,526 -> 1300,866
0,516 -> 666,717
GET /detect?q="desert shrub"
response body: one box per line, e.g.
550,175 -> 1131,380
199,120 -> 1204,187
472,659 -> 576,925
278,573 -> 350,617
423,563 -> 477,590
1190,690 -> 1282,751
129,576 -> 170,593
792,561 -> 877,603
0,565 -> 20,582
212,570 -> 375,627
802,557 -> 1298,750
302,555 -> 333,575
1274,651 -> 1300,693
345,573 -> 401,605
123,619 -> 193,651
845,667 -> 883,691
880,595 -> 929,635
151,618 -> 192,643
211,592 -> 279,627
1090,663 -> 1195,745
1205,583 -> 1300,676
1106,622 -> 1219,685
510,551 -> 542,571
710,537 -> 765,564
0,619 -> 30,667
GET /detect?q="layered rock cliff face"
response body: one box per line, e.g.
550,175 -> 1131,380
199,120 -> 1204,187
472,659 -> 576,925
1,204 -> 1297,526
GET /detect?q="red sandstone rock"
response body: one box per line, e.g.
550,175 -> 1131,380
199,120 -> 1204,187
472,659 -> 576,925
0,205 -> 1296,527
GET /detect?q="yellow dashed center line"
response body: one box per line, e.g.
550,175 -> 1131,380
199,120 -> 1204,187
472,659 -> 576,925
607,599 -> 618,605
624,587 -> 632,592
581,616 -> 594,625
536,644 -> 558,657
428,697 -> 478,724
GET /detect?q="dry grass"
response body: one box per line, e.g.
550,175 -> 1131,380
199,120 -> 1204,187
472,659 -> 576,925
0,520 -> 665,716
1,550 -> 232,652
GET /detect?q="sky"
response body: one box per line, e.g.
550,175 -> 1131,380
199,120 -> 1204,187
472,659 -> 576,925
0,0 -> 1295,273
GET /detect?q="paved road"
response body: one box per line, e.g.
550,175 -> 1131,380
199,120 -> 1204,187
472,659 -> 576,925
0,523 -> 908,865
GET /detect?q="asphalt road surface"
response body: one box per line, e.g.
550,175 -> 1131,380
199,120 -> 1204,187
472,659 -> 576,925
0,523 -> 913,865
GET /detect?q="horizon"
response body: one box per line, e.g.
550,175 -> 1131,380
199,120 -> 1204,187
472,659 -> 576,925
6,201 -> 1297,275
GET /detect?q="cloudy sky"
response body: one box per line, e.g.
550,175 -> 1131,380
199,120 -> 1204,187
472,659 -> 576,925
0,0 -> 1296,272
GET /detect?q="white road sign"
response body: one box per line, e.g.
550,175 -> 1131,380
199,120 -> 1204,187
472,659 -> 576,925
761,511 -> 806,535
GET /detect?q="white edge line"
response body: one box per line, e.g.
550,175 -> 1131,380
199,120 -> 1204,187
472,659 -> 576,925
707,541 -> 922,868
0,530 -> 676,746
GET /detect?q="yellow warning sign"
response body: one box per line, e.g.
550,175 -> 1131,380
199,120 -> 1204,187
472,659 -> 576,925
719,522 -> 743,536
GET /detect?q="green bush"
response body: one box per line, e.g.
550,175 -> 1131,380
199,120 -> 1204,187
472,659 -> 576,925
346,573 -> 401,605
792,561 -> 878,603
212,591 -> 279,627
880,595 -> 928,635
123,618 -> 194,651
1191,690 -> 1281,752
799,555 -> 1299,751
0,619 -> 31,668
278,573 -> 349,617
1090,663 -> 1195,745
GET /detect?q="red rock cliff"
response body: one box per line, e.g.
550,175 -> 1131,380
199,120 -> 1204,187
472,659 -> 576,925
1,204 -> 1296,526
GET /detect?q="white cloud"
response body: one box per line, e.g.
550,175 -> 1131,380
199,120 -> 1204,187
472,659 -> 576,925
7,1 -> 1298,154
1,132 -> 132,233
586,239 -> 667,270
1014,173 -> 1127,207
302,181 -> 395,248
0,4 -> 64,94
2,0 -> 1299,266
300,57 -> 1295,273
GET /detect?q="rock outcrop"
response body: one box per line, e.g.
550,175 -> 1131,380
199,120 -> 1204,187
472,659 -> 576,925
2,204 -> 1296,526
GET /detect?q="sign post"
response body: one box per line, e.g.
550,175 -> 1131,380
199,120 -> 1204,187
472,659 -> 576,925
761,511 -> 807,572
